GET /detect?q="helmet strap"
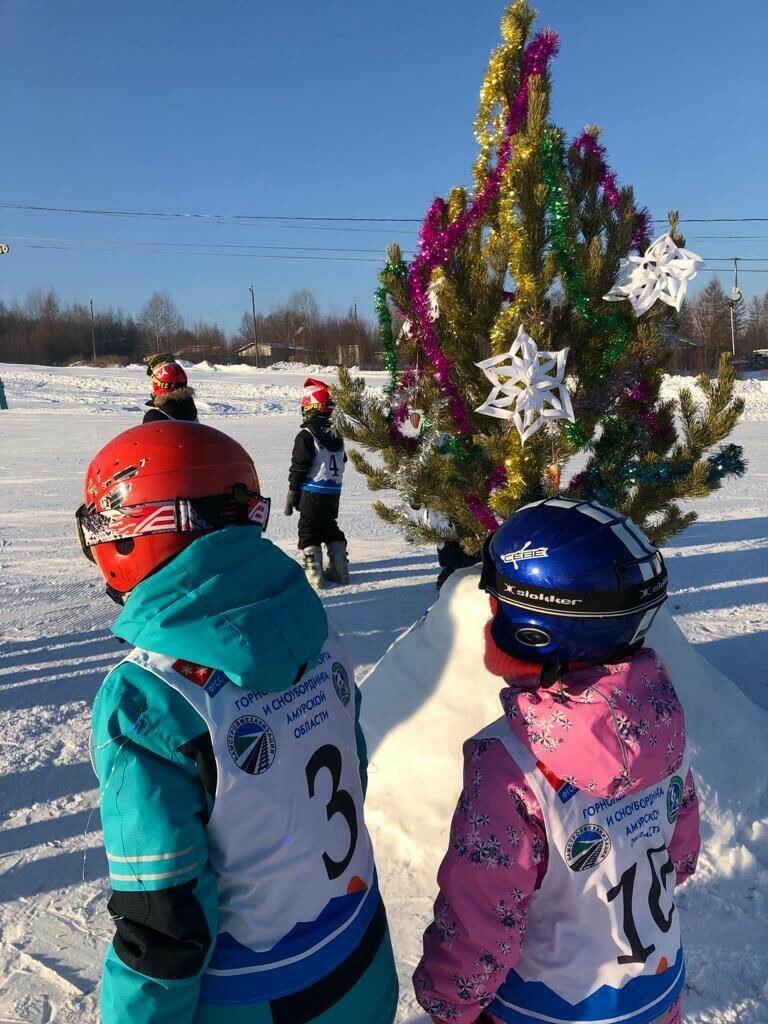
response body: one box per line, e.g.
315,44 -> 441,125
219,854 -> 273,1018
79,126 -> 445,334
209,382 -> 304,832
540,661 -> 566,688
539,642 -> 646,688
105,584 -> 127,606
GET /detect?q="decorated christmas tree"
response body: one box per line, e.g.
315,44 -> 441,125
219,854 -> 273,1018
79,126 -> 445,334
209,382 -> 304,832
334,1 -> 745,553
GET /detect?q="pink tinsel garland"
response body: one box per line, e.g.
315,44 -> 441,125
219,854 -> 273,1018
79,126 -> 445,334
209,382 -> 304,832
570,132 -> 650,252
404,29 -> 559,527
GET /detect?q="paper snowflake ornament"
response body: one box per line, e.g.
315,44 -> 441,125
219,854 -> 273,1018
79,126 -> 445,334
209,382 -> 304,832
475,326 -> 575,444
603,233 -> 704,316
427,275 -> 445,320
400,277 -> 444,342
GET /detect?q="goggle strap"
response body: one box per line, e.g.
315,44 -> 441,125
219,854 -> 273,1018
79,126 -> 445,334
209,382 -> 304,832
76,490 -> 271,550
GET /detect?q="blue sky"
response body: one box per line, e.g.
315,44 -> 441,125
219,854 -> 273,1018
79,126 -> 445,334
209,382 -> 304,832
2,0 -> 767,332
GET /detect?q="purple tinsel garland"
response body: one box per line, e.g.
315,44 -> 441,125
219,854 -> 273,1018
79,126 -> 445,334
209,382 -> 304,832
486,464 -> 508,491
406,29 -> 559,440
570,132 -> 650,252
466,494 -> 502,532
391,399 -> 417,443
402,30 -> 558,528
626,378 -> 668,439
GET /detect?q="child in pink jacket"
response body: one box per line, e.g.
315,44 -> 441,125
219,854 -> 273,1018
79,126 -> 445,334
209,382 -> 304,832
414,498 -> 700,1024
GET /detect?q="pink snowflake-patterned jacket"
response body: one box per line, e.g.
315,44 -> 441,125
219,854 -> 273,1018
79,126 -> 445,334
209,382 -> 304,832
414,644 -> 701,1024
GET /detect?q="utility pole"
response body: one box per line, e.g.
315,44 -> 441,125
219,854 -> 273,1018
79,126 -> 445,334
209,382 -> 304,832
728,257 -> 742,359
89,299 -> 97,361
248,285 -> 260,368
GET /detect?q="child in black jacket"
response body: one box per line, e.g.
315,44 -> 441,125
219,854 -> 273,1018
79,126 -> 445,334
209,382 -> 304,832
285,378 -> 348,590
142,353 -> 198,423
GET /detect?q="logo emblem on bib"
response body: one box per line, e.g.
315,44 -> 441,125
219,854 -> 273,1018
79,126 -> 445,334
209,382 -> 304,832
227,716 -> 276,775
173,658 -> 214,687
565,823 -> 611,871
332,662 -> 351,706
666,775 -> 684,823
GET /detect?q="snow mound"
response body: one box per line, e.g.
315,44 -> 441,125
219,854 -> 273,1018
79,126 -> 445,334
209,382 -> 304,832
266,361 -> 339,375
662,374 -> 768,422
362,567 -> 768,1023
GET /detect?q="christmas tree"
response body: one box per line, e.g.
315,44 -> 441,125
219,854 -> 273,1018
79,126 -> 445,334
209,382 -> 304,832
334,1 -> 744,552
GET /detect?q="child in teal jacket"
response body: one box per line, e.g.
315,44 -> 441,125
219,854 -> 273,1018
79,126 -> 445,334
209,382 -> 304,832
77,421 -> 398,1024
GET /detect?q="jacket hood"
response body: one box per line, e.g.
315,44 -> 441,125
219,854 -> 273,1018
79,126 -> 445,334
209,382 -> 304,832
499,650 -> 685,800
154,385 -> 195,407
113,526 -> 328,692
302,413 -> 344,452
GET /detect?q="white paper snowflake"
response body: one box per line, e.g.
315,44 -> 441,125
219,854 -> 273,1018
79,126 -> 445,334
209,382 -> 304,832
603,233 -> 704,316
400,277 -> 444,343
475,326 -> 575,444
427,275 -> 445,320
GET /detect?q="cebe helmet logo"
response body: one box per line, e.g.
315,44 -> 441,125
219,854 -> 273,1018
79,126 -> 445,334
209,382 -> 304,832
500,541 -> 549,569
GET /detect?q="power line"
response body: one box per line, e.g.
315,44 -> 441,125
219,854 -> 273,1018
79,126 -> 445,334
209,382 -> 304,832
17,241 -> 768,271
22,242 -> 384,263
653,217 -> 768,224
192,299 -> 249,317
5,234 -> 402,255
8,234 -> 768,264
0,201 -> 423,224
686,235 -> 768,241
2,200 -> 767,227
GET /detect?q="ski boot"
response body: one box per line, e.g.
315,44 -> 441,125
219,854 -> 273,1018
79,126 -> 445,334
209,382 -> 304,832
302,545 -> 325,591
323,540 -> 350,585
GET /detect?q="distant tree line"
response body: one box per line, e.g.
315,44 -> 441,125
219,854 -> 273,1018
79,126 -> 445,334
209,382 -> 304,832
0,286 -> 381,368
675,278 -> 768,373
2,278 -> 767,374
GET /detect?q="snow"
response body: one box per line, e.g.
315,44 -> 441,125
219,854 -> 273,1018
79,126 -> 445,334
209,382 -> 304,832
362,573 -> 768,1023
0,362 -> 766,1022
0,361 -> 387,419
660,372 -> 768,422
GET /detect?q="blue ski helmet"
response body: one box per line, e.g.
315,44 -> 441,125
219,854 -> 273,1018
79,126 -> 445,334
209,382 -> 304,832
480,498 -> 667,664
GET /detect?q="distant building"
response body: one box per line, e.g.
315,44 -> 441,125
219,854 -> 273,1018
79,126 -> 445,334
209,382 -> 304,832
235,340 -> 309,365
336,343 -> 360,366
669,334 -> 704,374
751,349 -> 768,370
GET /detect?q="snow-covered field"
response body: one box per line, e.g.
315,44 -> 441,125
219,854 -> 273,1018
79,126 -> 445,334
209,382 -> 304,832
0,361 -> 766,1023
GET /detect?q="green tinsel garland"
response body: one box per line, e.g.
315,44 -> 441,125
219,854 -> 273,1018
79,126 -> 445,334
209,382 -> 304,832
377,259 -> 408,396
540,131 -> 629,380
562,420 -> 588,447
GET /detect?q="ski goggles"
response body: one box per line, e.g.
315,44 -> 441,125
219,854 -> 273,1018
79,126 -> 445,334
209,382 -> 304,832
75,485 -> 270,562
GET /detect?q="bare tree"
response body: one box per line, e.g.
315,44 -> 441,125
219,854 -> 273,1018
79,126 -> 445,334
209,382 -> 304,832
26,286 -> 60,323
138,291 -> 183,353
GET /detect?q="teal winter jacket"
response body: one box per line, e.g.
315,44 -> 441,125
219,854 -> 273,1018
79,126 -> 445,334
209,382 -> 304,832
91,527 -> 396,1024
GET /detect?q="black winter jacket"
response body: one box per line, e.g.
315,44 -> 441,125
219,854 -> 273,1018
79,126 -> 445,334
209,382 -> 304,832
288,413 -> 345,494
143,387 -> 198,424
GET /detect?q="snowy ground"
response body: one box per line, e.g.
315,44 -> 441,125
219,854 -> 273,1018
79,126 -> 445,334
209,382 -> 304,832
0,361 -> 766,1023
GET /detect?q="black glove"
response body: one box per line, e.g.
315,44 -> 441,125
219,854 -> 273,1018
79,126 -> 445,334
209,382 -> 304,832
284,491 -> 300,516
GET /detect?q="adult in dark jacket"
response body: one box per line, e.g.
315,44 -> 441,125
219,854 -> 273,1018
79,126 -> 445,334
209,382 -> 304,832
285,378 -> 348,590
142,353 -> 198,423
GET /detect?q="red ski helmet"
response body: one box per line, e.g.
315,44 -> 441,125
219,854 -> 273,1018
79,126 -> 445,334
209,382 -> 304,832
76,422 -> 270,597
301,377 -> 333,415
150,360 -> 188,396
